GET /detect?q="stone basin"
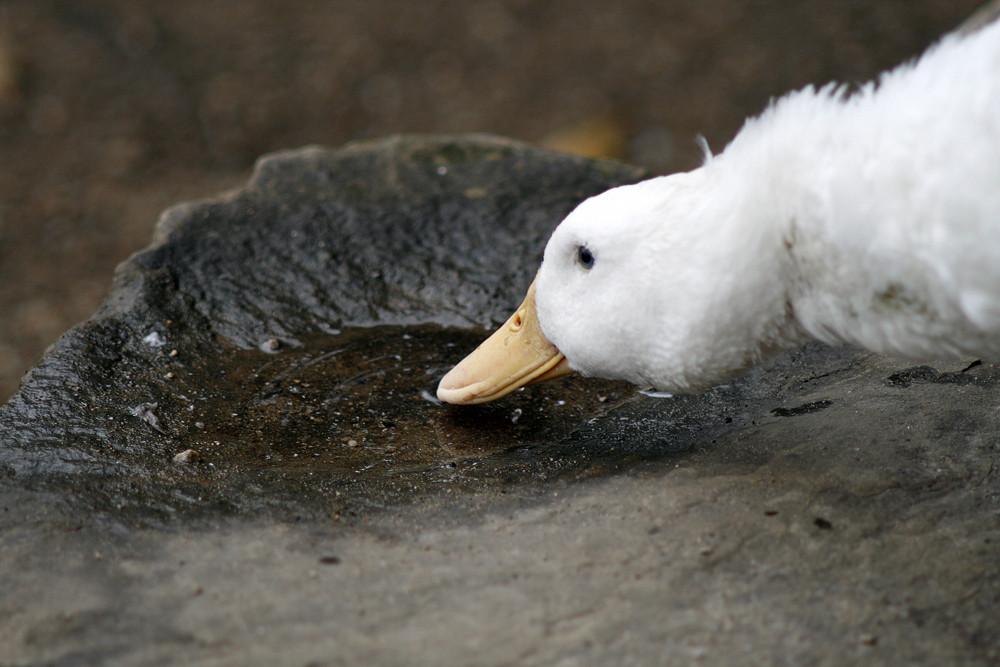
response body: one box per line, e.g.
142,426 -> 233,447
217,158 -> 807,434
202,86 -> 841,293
1,135 -> 998,665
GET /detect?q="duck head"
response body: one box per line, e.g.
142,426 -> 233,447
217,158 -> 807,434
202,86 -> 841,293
437,165 -> 798,404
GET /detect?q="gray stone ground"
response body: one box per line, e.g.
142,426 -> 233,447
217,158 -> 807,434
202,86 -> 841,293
3,402 -> 998,667
3,351 -> 1000,665
1,136 -> 998,666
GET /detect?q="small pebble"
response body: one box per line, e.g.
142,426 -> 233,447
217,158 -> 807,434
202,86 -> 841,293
347,439 -> 358,448
131,402 -> 165,433
143,331 -> 166,348
173,449 -> 199,463
259,338 -> 282,353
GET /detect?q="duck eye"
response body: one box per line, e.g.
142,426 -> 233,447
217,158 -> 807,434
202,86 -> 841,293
576,245 -> 595,270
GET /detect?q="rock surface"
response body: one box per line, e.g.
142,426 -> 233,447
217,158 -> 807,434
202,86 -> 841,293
1,135 -> 999,665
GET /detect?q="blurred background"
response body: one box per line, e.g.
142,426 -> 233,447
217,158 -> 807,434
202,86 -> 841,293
0,0 -> 985,402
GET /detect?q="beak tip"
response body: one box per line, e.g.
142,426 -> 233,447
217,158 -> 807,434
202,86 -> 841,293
435,383 -> 457,404
436,370 -> 472,405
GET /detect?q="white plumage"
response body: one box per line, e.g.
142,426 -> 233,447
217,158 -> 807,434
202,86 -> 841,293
437,19 -> 1000,404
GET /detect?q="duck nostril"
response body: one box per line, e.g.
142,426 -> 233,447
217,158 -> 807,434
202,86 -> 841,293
511,312 -> 524,330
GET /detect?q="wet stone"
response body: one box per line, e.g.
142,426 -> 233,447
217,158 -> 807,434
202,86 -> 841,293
0,135 -> 652,522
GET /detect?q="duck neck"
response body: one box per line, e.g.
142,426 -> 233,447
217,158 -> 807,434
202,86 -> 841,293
689,155 -> 812,378
716,92 -> 861,353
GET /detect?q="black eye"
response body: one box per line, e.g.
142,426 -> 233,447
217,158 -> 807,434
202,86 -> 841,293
576,245 -> 595,270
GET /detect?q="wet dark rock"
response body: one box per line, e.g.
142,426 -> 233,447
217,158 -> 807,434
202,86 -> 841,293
771,398 -> 834,417
885,363 -> 985,388
1,135 -> 999,665
0,134 -> 650,521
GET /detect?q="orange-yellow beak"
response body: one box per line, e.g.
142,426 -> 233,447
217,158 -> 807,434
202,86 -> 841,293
436,278 -> 574,405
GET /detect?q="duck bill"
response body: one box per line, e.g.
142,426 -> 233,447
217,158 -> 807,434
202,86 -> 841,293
437,278 -> 574,405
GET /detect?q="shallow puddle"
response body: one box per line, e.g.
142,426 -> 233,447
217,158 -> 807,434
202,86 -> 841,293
123,324 -> 650,520
171,324 -> 632,467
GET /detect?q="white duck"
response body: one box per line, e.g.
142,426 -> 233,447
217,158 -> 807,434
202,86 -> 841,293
437,18 -> 1000,405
